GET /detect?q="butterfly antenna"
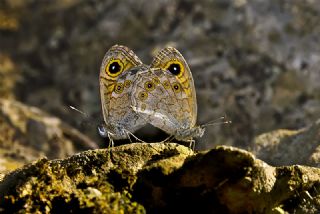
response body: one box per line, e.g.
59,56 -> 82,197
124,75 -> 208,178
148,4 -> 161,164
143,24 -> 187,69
201,115 -> 232,128
69,105 -> 88,118
69,105 -> 97,128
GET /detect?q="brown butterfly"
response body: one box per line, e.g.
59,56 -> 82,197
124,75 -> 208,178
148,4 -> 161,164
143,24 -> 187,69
99,45 -> 147,145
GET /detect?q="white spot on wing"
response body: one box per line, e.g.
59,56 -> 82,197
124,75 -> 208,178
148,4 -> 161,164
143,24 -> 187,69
131,106 -> 175,126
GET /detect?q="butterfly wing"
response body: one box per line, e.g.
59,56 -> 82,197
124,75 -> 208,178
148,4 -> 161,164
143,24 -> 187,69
131,47 -> 197,138
151,47 -> 197,127
100,45 -> 147,139
131,68 -> 198,138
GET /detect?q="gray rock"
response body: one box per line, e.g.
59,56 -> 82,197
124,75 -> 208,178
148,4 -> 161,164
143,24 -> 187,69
253,119 -> 320,167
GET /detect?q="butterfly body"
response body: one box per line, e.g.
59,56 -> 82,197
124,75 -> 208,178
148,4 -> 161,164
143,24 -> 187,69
174,126 -> 205,141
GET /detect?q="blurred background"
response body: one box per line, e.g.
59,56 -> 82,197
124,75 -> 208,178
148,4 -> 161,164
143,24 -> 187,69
1,0 -> 320,151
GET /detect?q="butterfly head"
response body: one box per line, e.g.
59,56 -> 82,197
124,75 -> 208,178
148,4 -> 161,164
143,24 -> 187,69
175,126 -> 205,142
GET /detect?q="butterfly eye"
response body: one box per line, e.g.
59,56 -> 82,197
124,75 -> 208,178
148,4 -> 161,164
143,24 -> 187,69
144,81 -> 155,91
166,61 -> 184,76
106,59 -> 124,77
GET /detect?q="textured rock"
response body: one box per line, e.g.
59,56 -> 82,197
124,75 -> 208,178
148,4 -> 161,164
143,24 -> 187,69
253,119 -> 320,167
0,143 -> 319,213
0,54 -> 18,99
0,98 -> 97,174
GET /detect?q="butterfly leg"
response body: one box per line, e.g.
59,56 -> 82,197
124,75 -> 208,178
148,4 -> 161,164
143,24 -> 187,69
124,129 -> 147,143
105,131 -> 115,159
106,132 -> 115,148
188,139 -> 195,151
123,129 -> 163,153
148,135 -> 174,154
158,135 -> 174,144
125,130 -> 133,143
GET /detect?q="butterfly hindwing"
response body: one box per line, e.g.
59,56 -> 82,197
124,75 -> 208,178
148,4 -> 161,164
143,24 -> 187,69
132,69 -> 179,134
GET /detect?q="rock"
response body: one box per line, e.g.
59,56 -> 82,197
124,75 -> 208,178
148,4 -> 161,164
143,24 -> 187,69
0,143 -> 319,213
0,54 -> 18,99
0,98 -> 97,174
253,119 -> 320,167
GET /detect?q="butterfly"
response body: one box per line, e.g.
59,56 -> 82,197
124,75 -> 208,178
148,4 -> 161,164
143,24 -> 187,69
99,45 -> 210,147
99,45 -> 148,146
130,47 -> 205,145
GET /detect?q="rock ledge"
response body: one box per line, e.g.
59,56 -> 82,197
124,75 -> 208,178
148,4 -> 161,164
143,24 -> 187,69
0,143 -> 319,213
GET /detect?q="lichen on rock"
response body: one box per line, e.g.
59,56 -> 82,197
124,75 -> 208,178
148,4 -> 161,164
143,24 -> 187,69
0,143 -> 319,213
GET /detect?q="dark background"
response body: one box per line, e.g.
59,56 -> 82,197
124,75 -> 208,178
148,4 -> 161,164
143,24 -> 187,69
1,0 -> 319,150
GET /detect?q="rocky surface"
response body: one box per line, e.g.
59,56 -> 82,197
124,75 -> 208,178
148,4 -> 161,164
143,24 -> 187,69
0,98 -> 97,174
0,54 -> 18,99
253,118 -> 320,168
1,0 -> 320,149
0,143 -> 319,213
